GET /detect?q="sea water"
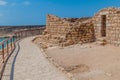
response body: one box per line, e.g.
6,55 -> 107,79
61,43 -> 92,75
0,37 -> 16,50
0,38 -> 6,42
0,38 -> 6,50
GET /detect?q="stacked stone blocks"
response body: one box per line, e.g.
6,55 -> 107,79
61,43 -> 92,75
40,7 -> 120,46
42,14 -> 95,46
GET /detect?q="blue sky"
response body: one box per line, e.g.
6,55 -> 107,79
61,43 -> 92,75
0,0 -> 120,26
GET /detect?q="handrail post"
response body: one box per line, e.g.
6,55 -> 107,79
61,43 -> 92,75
20,32 -> 22,39
2,43 -> 4,63
21,31 -> 23,39
32,30 -> 34,36
13,36 -> 15,48
15,33 -> 17,41
25,31 -> 27,37
16,33 -> 18,41
39,29 -> 41,34
17,33 -> 19,41
38,29 -> 40,35
7,40 -> 9,56
17,33 -> 18,41
36,29 -> 39,35
18,32 -> 20,40
11,38 -> 12,51
23,31 -> 24,38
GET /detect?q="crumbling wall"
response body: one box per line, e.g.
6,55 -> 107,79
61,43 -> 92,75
42,14 -> 95,46
45,15 -> 70,36
38,7 -> 120,47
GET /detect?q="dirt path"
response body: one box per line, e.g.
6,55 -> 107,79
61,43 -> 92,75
2,37 -> 68,80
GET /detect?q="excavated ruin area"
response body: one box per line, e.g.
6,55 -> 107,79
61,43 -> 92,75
33,7 -> 120,79
45,43 -> 120,80
33,37 -> 120,80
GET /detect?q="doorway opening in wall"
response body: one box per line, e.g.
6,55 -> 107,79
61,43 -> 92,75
101,15 -> 106,37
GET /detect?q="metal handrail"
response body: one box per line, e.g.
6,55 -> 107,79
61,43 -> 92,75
0,27 -> 45,79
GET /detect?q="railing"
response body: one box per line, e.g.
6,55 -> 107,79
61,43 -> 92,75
0,27 -> 45,79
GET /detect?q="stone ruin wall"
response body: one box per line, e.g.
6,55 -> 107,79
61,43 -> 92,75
38,7 -> 120,46
43,15 -> 71,45
43,14 -> 95,46
45,15 -> 70,36
93,7 -> 120,46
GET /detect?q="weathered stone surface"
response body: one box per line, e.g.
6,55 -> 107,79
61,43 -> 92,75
36,7 -> 120,47
40,14 -> 95,46
93,7 -> 120,46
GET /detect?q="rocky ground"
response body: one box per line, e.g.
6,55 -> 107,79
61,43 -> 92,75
34,37 -> 120,80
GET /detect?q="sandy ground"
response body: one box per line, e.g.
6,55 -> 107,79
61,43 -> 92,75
13,37 -> 68,80
45,43 -> 120,80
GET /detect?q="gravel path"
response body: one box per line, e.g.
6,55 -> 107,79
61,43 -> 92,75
13,37 -> 68,80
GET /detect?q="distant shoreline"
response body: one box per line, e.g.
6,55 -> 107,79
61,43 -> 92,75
0,34 -> 11,38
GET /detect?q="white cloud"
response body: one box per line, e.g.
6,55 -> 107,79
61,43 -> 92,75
0,0 -> 7,6
23,1 -> 31,6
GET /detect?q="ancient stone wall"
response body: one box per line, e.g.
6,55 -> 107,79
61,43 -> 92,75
46,15 -> 70,36
93,7 -> 120,46
92,7 -> 117,38
42,14 -> 95,46
107,13 -> 120,46
38,7 -> 120,47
